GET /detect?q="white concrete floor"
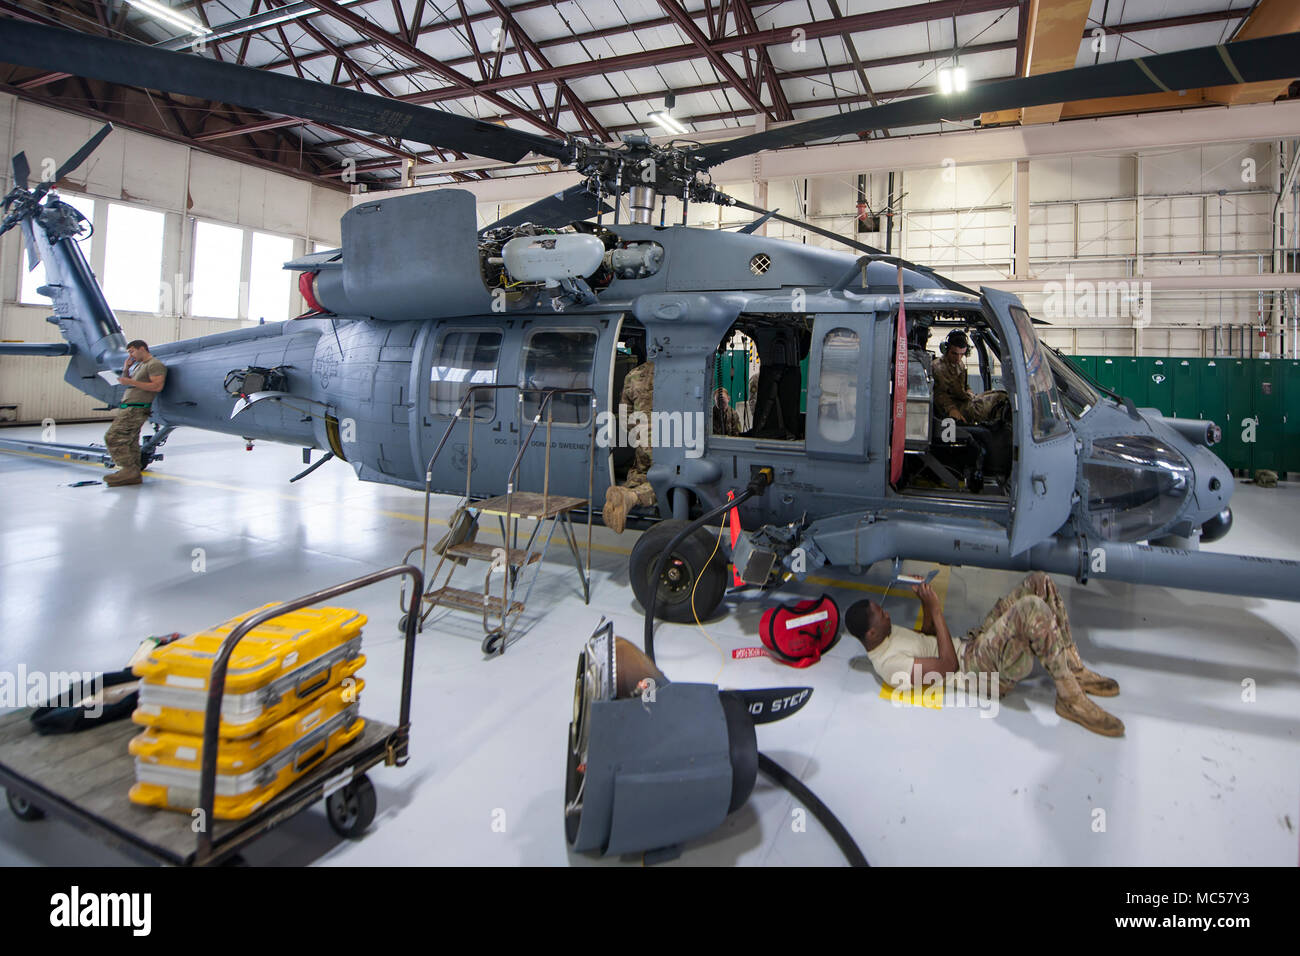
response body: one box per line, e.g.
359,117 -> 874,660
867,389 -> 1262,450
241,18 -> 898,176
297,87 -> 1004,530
1,423 -> 1297,866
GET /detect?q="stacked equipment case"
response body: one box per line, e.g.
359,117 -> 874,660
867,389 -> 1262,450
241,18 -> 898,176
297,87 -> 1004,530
128,604 -> 368,820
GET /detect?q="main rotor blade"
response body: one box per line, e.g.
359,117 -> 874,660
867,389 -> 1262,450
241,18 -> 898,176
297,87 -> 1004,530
717,194 -> 977,296
0,22 -> 570,165
54,123 -> 113,184
699,32 -> 1300,166
12,152 -> 30,190
722,195 -> 885,256
480,182 -> 613,232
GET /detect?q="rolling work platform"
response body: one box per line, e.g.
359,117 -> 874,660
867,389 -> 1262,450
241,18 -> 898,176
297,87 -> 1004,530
403,386 -> 595,656
0,565 -> 423,866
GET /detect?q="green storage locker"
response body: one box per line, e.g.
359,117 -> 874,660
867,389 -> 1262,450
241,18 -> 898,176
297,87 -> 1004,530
1068,354 -> 1096,379
1251,359 -> 1284,472
1143,357 -> 1174,416
1284,360 -> 1300,474
1199,359 -> 1230,465
1120,357 -> 1149,407
1094,356 -> 1121,394
1219,359 -> 1253,471
1170,358 -> 1199,419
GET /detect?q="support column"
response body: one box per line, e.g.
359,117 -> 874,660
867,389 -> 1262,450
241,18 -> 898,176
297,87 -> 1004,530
751,114 -> 768,236
1013,160 -> 1030,278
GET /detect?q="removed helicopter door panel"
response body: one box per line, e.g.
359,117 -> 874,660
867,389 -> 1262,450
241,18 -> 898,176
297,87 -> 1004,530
340,189 -> 491,322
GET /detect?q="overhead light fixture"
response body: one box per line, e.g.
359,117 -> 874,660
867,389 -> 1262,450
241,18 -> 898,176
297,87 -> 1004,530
126,0 -> 212,37
938,64 -> 968,95
647,110 -> 688,135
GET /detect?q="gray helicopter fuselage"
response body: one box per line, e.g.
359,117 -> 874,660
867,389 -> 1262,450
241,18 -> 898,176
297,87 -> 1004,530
20,188 -> 1300,601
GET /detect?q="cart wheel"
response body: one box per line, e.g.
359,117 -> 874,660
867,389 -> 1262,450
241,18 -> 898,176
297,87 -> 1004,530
219,853 -> 249,867
6,790 -> 44,822
397,613 -> 410,635
325,774 -> 376,839
481,630 -> 505,656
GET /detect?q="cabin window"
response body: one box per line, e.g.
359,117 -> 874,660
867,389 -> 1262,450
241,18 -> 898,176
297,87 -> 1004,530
818,328 -> 859,442
520,329 -> 597,426
431,330 -> 501,419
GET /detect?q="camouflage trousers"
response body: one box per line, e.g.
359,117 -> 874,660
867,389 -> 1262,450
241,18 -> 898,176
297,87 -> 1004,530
622,462 -> 657,507
962,572 -> 1079,685
955,390 -> 1009,426
104,405 -> 151,472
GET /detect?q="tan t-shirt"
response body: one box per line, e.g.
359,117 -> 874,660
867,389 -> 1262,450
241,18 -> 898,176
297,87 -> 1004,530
123,357 -> 166,405
866,624 -> 967,690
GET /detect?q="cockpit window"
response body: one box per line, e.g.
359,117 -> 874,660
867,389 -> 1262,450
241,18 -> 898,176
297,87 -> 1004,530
1045,348 -> 1099,419
1008,306 -> 1069,441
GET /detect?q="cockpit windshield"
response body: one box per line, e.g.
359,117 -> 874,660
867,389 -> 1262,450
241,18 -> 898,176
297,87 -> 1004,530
1045,348 -> 1100,419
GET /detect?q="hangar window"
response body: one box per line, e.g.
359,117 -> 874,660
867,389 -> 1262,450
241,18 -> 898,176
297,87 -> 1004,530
431,330 -> 501,419
19,193 -> 95,305
248,231 -> 295,323
818,328 -> 859,442
190,220 -> 243,319
103,202 -> 165,314
520,329 -> 598,426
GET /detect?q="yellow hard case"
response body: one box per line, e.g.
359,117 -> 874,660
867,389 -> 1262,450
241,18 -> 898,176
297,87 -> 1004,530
129,680 -> 365,820
132,603 -> 366,738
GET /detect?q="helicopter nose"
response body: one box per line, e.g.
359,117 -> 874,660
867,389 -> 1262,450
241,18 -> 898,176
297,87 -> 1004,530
1201,507 -> 1233,543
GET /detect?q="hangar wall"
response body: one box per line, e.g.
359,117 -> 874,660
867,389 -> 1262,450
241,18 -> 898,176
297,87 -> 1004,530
475,141 -> 1289,359
0,94 -> 350,423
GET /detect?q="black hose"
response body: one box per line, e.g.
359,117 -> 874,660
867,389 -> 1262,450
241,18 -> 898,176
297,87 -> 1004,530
638,474 -> 869,867
759,753 -> 869,867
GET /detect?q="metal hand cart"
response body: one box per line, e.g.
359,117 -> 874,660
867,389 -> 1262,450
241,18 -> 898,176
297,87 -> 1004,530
0,564 -> 422,866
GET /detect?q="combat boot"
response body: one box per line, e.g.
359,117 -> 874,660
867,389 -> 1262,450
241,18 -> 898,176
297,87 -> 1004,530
104,469 -> 142,487
1066,645 -> 1120,696
1054,676 -> 1125,737
602,486 -> 639,534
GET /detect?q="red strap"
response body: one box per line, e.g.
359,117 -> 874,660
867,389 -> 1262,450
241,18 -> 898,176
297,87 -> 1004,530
727,489 -> 743,586
890,265 -> 908,485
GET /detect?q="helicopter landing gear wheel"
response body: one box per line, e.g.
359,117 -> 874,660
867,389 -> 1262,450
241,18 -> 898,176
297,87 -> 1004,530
325,774 -> 376,839
6,790 -> 44,822
481,630 -> 505,656
629,519 -> 728,623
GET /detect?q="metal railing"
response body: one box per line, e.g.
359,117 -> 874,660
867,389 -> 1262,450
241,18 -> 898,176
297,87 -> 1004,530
404,384 -> 597,638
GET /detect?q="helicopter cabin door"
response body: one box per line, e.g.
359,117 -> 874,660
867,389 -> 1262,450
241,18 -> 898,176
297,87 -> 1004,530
511,317 -> 616,501
981,288 -> 1077,556
804,315 -> 869,461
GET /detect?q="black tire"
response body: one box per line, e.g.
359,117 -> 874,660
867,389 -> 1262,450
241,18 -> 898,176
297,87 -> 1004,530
397,613 -> 409,635
629,519 -> 729,623
325,774 -> 377,839
6,790 -> 44,822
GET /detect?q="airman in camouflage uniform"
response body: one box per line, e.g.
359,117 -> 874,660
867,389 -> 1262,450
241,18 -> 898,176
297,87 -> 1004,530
712,387 -> 742,436
933,330 -> 1008,425
603,360 -> 655,533
963,572 -> 1123,735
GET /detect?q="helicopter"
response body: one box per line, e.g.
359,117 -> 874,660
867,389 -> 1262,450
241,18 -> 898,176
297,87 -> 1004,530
3,21 -> 1300,626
